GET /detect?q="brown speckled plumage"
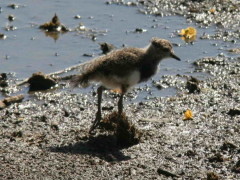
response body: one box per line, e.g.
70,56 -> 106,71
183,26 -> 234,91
72,38 -> 179,88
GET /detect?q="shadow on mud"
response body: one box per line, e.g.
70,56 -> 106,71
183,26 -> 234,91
49,134 -> 132,162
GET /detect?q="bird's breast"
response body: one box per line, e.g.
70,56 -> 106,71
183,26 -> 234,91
139,63 -> 158,82
95,70 -> 140,91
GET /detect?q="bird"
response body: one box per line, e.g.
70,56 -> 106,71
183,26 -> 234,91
72,37 -> 181,133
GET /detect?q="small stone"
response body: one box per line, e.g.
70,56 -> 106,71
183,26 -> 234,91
232,160 -> 240,173
40,115 -> 47,122
0,101 -> 6,109
51,123 -> 59,131
0,33 -> 7,39
207,172 -> 219,180
220,141 -> 238,151
63,109 -> 70,117
185,150 -> 197,157
12,131 -> 23,138
186,76 -> 201,94
8,14 -> 15,21
8,4 -> 19,9
91,34 -> 97,41
208,153 -> 225,162
227,109 -> 240,117
99,42 -> 115,54
0,73 -> 7,80
0,80 -> 8,87
74,15 -> 81,19
135,28 -> 147,33
5,25 -> 17,31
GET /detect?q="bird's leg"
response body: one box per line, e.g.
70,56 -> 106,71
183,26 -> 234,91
118,93 -> 124,116
118,85 -> 127,117
89,86 -> 103,134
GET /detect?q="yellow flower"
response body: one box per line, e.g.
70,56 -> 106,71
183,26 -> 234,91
183,109 -> 193,120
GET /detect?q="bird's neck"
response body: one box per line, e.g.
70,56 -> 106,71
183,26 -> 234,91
144,46 -> 164,63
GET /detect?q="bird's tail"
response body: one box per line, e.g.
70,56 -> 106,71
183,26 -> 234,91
70,73 -> 90,88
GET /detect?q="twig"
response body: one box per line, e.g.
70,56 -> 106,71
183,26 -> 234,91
16,62 -> 88,86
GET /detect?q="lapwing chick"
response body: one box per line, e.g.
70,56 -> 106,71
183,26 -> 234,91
72,37 -> 181,133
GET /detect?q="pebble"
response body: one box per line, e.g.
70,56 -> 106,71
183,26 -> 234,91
8,14 -> 15,21
74,15 -> 81,19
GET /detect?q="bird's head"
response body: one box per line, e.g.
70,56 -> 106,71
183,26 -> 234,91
150,37 -> 181,61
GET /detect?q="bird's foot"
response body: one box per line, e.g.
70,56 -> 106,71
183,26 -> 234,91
89,112 -> 102,134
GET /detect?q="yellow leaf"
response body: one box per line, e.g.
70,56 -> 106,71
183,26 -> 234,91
209,8 -> 215,14
179,27 -> 197,40
179,29 -> 186,36
186,27 -> 197,37
183,109 -> 193,120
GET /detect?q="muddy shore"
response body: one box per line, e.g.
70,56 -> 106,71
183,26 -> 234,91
1,0 -> 240,179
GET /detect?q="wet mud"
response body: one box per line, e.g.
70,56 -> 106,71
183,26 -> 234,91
0,0 -> 240,179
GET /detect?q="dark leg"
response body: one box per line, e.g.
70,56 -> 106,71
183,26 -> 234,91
89,86 -> 103,133
118,93 -> 124,116
117,85 -> 127,117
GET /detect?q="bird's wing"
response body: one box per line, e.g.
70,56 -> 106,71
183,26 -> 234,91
71,48 -> 144,87
89,48 -> 144,76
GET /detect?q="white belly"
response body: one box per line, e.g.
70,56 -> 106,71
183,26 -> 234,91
97,70 -> 140,91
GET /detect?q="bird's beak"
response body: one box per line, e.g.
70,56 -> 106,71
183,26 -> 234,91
170,52 -> 181,61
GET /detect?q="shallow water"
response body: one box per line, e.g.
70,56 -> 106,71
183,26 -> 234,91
0,0 -> 238,100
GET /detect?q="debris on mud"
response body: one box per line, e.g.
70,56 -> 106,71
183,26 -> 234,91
74,14 -> 81,19
39,14 -> 69,32
0,100 -> 6,109
206,172 -> 219,180
186,76 -> 201,94
7,4 -> 19,9
232,160 -> 240,173
0,33 -> 7,39
227,109 -> 240,117
100,111 -> 141,146
99,42 -> 115,54
4,25 -> 17,31
27,72 -> 57,91
0,73 -> 8,94
0,79 -> 8,88
8,14 -> 15,21
135,28 -> 147,33
228,48 -> 240,54
0,94 -> 24,110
